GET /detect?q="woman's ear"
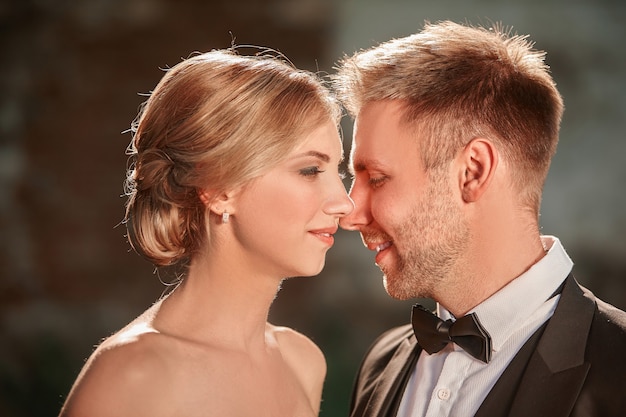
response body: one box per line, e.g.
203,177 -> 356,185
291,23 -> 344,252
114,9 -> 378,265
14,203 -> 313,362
198,189 -> 213,208
198,187 -> 238,217
458,138 -> 498,203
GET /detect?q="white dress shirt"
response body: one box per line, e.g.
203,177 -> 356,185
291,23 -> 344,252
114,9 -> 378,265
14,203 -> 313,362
397,236 -> 573,417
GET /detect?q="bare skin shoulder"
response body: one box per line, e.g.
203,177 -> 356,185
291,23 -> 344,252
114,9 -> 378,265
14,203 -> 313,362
59,320 -> 178,417
60,316 -> 324,417
270,323 -> 327,414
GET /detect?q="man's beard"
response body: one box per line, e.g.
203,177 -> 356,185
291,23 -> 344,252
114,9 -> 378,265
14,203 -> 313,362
381,179 -> 470,300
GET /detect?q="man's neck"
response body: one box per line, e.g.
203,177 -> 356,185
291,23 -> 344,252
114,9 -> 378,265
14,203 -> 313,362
437,230 -> 546,317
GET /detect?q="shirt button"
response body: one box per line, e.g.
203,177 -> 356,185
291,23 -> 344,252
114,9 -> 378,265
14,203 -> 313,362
437,388 -> 451,401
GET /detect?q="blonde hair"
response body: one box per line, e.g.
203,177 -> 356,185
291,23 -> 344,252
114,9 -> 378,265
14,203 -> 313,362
124,49 -> 340,266
333,21 -> 564,211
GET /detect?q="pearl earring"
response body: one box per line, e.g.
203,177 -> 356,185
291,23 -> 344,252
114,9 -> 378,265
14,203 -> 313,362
222,211 -> 230,224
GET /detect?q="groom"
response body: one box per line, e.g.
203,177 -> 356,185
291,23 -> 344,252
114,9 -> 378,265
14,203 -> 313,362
333,21 -> 626,416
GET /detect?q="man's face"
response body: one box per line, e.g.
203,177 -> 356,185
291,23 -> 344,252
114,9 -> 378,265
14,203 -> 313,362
339,101 -> 469,299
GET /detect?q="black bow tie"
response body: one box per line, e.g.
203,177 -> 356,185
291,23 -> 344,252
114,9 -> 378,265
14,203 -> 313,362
411,304 -> 492,363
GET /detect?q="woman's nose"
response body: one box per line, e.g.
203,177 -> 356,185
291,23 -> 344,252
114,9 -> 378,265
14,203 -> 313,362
338,182 -> 370,231
324,180 -> 355,218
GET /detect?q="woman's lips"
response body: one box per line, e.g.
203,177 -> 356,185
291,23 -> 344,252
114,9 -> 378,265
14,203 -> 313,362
309,227 -> 337,246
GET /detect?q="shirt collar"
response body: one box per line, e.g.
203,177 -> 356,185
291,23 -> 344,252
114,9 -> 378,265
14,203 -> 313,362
438,235 -> 573,350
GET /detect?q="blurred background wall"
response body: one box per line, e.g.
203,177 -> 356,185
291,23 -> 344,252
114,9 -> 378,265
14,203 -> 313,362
1,0 -> 624,416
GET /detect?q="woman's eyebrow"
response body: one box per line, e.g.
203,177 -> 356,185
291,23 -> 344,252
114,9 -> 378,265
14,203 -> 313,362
291,150 -> 330,163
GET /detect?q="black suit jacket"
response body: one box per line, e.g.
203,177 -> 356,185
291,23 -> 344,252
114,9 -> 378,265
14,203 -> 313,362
350,276 -> 626,417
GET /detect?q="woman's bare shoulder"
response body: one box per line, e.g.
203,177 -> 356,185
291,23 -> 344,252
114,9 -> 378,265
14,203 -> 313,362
270,325 -> 325,365
59,323 -> 173,417
269,324 -> 326,409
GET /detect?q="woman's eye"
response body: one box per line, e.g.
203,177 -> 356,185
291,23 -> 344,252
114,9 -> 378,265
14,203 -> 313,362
299,166 -> 325,177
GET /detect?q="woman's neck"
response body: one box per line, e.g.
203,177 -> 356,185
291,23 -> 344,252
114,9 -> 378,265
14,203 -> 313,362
151,252 -> 284,353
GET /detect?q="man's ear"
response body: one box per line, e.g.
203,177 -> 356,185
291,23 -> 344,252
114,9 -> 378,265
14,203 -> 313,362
458,138 -> 498,203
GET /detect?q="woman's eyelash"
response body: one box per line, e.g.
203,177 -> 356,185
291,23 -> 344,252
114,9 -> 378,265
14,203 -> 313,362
299,166 -> 325,176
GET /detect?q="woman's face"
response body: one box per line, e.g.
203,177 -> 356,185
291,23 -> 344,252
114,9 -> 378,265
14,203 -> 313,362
230,120 -> 354,278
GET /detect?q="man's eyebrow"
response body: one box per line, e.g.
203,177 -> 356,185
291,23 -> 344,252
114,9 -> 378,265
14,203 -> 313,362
347,158 -> 370,176
347,161 -> 364,176
351,159 -> 383,174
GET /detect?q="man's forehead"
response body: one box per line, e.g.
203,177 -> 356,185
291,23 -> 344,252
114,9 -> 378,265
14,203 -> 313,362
348,136 -> 389,174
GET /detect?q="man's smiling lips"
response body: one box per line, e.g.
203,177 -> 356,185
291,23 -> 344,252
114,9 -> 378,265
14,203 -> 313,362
374,241 -> 393,252
364,238 -> 394,264
365,238 -> 393,252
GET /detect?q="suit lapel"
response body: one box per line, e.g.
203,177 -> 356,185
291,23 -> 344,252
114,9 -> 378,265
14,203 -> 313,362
507,275 -> 593,417
363,336 -> 420,417
474,320 -> 548,416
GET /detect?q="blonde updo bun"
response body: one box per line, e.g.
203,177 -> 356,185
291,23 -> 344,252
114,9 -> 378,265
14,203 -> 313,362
124,49 -> 340,266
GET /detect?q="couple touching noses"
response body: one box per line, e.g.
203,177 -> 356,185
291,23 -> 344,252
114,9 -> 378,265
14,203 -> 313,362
60,20 -> 626,417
